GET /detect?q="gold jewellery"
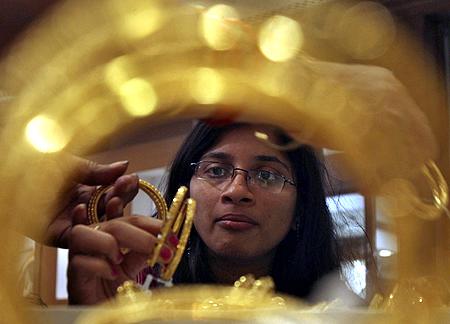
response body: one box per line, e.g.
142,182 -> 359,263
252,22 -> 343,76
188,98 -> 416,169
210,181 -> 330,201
379,160 -> 449,221
87,179 -> 168,224
87,179 -> 196,288
147,186 -> 196,281
89,274 -> 300,324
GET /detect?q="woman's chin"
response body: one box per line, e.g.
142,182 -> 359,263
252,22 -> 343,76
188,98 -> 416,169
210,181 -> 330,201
208,243 -> 250,259
209,244 -> 268,262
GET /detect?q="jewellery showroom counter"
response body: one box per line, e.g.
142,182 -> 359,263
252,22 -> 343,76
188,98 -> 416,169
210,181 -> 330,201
27,307 -> 450,324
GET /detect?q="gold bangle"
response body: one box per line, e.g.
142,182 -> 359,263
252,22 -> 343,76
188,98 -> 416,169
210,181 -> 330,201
87,178 -> 167,225
147,186 -> 189,267
161,198 -> 196,280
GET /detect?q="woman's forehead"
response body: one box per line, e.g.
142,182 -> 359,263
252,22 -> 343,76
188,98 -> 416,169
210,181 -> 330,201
203,126 -> 292,165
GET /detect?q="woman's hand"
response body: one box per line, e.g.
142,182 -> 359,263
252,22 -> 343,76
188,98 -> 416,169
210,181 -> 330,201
44,158 -> 139,248
67,216 -> 164,305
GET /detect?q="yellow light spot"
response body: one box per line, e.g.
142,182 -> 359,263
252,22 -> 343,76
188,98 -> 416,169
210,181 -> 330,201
25,115 -> 68,153
104,56 -> 134,92
190,68 -> 224,104
258,15 -> 303,62
200,4 -> 240,51
120,7 -> 161,40
337,2 -> 396,59
254,131 -> 269,141
119,78 -> 158,117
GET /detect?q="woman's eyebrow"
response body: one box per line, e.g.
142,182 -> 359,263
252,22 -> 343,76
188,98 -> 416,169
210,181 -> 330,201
200,152 -> 290,171
201,152 -> 232,161
254,155 -> 290,171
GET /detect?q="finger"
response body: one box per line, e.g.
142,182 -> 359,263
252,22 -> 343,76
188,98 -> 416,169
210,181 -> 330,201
46,203 -> 89,248
69,254 -> 119,281
124,215 -> 163,236
72,157 -> 130,186
99,174 -> 139,219
104,174 -> 139,206
101,217 -> 162,254
70,217 -> 161,261
120,251 -> 151,279
72,203 -> 89,225
70,224 -> 124,264
104,197 -> 124,220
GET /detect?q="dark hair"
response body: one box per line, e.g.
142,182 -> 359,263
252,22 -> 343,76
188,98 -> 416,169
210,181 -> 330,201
165,120 -> 341,298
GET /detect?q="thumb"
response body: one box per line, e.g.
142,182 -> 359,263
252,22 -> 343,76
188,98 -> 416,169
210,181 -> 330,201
70,156 -> 130,186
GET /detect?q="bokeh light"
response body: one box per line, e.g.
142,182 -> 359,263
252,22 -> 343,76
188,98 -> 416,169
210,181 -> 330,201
336,1 -> 396,59
189,67 -> 224,104
119,7 -> 162,40
118,78 -> 158,117
200,4 -> 240,51
104,56 -> 135,92
0,0 -> 447,321
25,115 -> 69,153
258,15 -> 303,62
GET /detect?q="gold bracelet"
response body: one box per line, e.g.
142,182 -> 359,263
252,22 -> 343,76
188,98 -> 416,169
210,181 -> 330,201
147,186 -> 190,268
87,178 -> 167,224
161,198 -> 196,280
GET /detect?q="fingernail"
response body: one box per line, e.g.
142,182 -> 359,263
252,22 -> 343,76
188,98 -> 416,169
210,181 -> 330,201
111,265 -> 120,277
111,160 -> 129,168
167,234 -> 179,247
159,245 -> 172,262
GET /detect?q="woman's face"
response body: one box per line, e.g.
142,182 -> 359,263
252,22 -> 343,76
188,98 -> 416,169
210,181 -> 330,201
189,125 -> 297,261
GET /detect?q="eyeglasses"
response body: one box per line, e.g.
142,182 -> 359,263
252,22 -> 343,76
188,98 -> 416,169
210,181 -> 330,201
191,161 -> 296,193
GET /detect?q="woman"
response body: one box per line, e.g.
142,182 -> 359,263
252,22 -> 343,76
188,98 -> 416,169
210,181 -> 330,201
67,121 -> 341,304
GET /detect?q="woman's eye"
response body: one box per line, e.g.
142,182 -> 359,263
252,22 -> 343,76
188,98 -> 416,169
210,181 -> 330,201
257,170 -> 277,182
205,166 -> 228,178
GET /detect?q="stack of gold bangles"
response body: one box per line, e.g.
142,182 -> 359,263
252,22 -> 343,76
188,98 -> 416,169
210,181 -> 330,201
87,179 -> 196,291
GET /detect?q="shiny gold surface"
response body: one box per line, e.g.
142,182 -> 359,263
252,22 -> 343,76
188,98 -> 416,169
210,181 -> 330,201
0,0 -> 448,322
78,275 -> 304,323
146,186 -> 196,281
87,178 -> 168,224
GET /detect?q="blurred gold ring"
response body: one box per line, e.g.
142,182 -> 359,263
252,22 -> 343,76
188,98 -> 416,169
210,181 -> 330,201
93,224 -> 101,231
87,178 -> 168,225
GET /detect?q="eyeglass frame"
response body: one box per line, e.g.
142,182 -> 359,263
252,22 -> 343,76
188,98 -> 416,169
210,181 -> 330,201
190,160 -> 296,193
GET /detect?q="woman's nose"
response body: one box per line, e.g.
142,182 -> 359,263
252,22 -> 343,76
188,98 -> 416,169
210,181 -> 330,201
220,172 -> 255,205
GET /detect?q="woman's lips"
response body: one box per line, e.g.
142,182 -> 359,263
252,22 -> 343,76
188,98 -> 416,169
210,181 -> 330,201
215,214 -> 257,231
